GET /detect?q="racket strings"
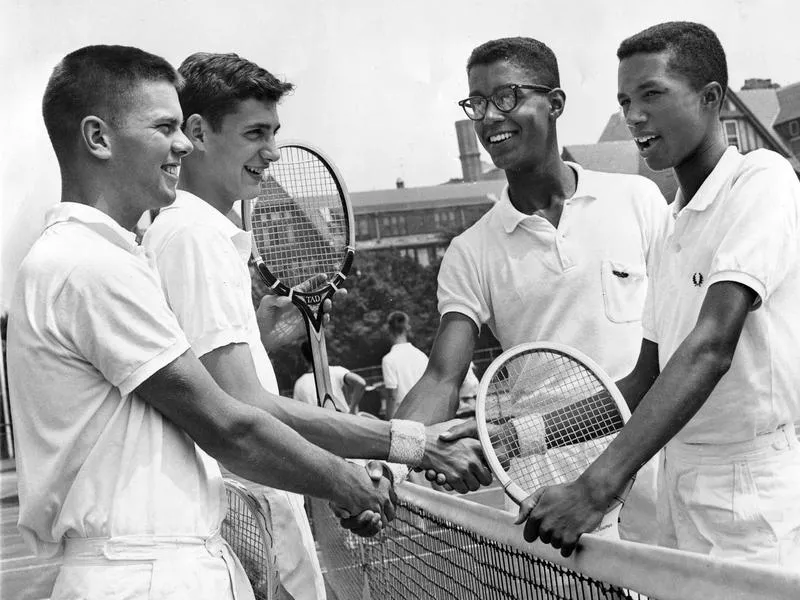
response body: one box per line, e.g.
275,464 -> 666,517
484,350 -> 625,493
251,146 -> 348,289
222,488 -> 271,599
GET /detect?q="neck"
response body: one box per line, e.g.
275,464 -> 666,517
178,165 -> 235,216
506,156 -> 576,216
673,128 -> 728,209
393,334 -> 408,345
61,169 -> 141,231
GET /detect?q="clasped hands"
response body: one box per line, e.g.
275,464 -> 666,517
331,420 -> 493,537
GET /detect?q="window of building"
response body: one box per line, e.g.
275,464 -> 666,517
722,120 -> 741,150
790,120 -> 800,139
357,216 -> 371,239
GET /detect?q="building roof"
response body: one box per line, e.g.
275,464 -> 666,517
350,179 -> 506,213
563,140 -> 679,202
776,82 -> 800,125
736,88 -> 781,128
598,112 -> 631,142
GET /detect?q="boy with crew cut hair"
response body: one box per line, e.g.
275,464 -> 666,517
521,22 -> 800,567
396,36 -> 667,545
8,45 -> 397,600
143,51 -> 492,599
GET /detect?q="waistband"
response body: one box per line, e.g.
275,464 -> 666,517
63,532 -> 252,600
666,423 -> 797,463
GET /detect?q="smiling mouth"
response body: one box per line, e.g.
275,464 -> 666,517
244,165 -> 266,178
488,132 -> 515,144
634,135 -> 660,151
161,164 -> 179,177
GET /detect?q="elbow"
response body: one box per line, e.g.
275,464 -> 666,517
693,338 -> 735,381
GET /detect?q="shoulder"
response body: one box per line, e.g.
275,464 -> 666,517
584,168 -> 665,199
735,149 -> 798,183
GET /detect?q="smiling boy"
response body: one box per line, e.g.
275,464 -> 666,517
520,22 -> 800,567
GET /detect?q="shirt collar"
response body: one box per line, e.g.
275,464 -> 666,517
497,162 -> 596,234
44,202 -> 139,252
163,190 -> 253,261
672,146 -> 743,218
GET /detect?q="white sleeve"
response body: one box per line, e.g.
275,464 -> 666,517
155,225 -> 251,356
382,354 -> 397,390
641,181 -> 669,343
60,255 -> 190,397
436,235 -> 491,327
707,155 -> 800,304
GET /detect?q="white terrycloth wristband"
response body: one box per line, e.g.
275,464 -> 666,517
510,414 -> 547,457
388,419 -> 426,467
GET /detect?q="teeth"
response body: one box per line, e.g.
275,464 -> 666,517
489,132 -> 513,143
635,135 -> 657,143
245,166 -> 265,176
162,165 -> 178,176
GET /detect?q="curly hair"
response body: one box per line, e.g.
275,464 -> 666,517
466,37 -> 560,88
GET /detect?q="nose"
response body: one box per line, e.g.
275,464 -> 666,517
623,102 -> 646,127
173,128 -> 193,157
259,142 -> 280,163
482,100 -> 505,123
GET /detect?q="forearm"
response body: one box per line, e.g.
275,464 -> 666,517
581,335 -> 731,496
392,376 -> 461,424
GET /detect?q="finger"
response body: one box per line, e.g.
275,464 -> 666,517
383,494 -> 396,523
523,516 -> 541,543
424,469 -> 438,483
472,457 -> 493,487
560,534 -> 579,558
330,503 -> 351,519
435,472 -> 447,486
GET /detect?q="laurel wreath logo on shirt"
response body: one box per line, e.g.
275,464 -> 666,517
692,272 -> 704,287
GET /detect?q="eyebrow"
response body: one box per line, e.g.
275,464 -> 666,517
617,80 -> 662,101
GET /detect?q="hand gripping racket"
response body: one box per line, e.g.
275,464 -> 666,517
242,142 -> 354,412
475,342 -> 634,536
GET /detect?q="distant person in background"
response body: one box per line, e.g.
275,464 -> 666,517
293,341 -> 367,413
456,361 -> 480,418
381,311 -> 428,419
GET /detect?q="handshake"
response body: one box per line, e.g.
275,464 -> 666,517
328,419 -> 493,537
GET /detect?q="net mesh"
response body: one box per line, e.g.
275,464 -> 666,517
307,492 -> 645,600
221,480 -> 279,600
252,145 -> 349,289
485,349 -> 625,493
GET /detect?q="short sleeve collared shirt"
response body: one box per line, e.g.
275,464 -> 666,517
643,148 -> 800,443
438,164 -> 668,379
6,203 -> 224,557
143,191 -> 278,392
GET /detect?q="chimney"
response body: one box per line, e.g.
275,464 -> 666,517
455,120 -> 481,182
396,177 -> 405,189
742,78 -> 780,90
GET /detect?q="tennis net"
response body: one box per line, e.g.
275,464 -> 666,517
307,483 -> 800,600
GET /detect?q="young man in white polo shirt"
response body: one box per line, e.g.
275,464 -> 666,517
7,45 -> 397,600
143,52 -> 491,599
395,37 -> 668,544
521,22 -> 800,568
381,311 -> 429,418
293,341 -> 367,412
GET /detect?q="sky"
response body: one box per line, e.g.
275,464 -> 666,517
2,0 -> 799,310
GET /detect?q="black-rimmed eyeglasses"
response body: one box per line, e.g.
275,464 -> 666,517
458,83 -> 554,121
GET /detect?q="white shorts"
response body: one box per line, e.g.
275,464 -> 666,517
658,424 -> 800,569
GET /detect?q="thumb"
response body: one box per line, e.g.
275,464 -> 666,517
439,419 -> 477,442
365,460 -> 384,482
298,273 -> 328,292
514,488 -> 545,524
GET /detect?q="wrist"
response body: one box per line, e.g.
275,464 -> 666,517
388,419 -> 426,467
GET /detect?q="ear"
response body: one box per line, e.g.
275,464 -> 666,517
80,115 -> 112,160
183,113 -> 207,150
700,82 -> 724,111
548,88 -> 566,120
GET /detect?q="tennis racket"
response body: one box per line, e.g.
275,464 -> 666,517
475,342 -> 634,536
221,478 -> 281,600
242,142 -> 354,412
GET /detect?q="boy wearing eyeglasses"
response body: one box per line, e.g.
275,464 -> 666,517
395,37 -> 668,544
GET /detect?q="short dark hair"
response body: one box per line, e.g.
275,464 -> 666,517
178,52 -> 294,131
386,311 -> 410,337
617,22 -> 727,98
42,45 -> 181,160
467,37 -> 560,88
300,341 -> 313,363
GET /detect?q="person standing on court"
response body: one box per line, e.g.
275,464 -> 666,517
293,341 -> 367,413
381,311 -> 429,419
142,52 -> 491,599
6,45 -> 396,600
394,37 -> 668,544
521,22 -> 800,568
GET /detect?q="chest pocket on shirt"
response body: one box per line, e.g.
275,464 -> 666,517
601,260 -> 647,323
